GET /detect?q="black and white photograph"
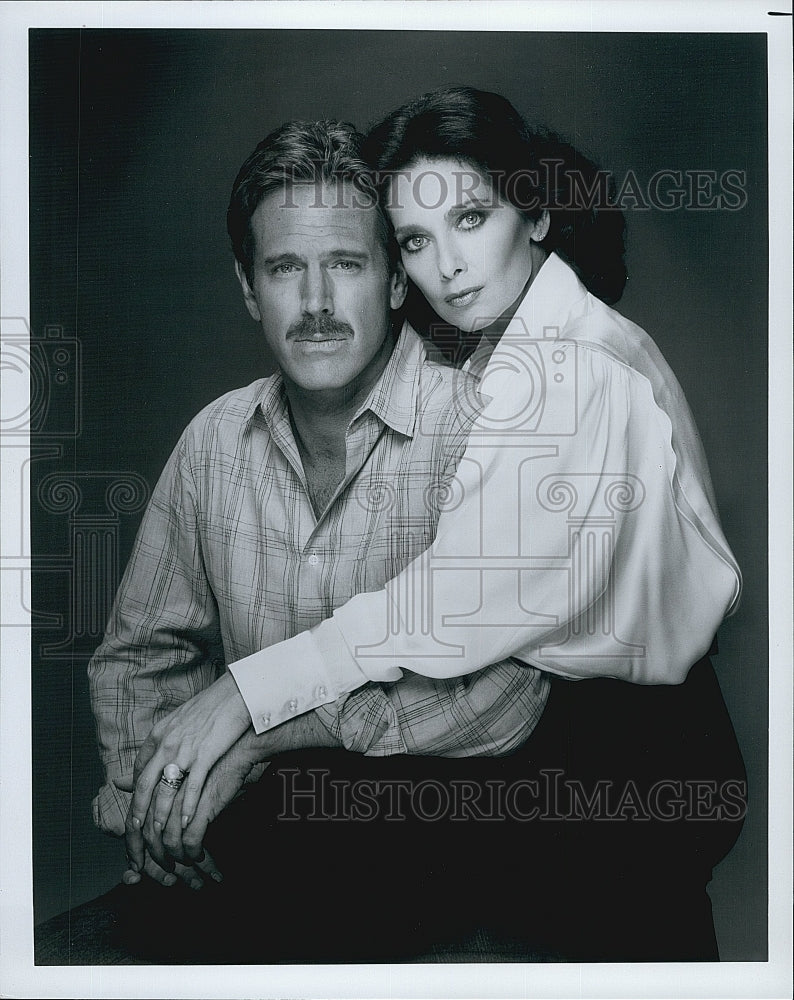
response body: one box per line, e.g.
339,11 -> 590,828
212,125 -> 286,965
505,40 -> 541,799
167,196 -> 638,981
1,2 -> 791,998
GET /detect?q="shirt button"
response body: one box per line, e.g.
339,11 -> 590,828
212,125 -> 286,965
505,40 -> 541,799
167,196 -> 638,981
288,699 -> 298,713
261,713 -> 271,727
317,686 -> 327,699
308,553 -> 319,566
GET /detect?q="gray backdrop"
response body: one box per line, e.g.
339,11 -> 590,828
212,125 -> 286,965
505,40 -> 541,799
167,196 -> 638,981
28,29 -> 767,960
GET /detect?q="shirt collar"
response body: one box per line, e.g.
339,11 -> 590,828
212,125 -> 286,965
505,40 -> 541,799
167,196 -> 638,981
507,251 -> 587,341
350,323 -> 425,438
244,323 -> 427,440
460,253 -> 587,381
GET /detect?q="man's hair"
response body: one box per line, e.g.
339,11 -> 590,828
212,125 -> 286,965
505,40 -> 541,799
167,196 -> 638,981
227,120 -> 398,284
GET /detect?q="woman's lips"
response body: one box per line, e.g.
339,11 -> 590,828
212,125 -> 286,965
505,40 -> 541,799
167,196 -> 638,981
444,286 -> 483,308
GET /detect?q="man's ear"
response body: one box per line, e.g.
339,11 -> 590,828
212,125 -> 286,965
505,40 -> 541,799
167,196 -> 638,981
389,259 -> 408,311
235,260 -> 262,322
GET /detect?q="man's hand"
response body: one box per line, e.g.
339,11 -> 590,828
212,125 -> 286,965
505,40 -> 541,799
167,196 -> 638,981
178,731 -> 271,864
114,774 -> 224,889
122,848 -> 223,892
127,672 -> 252,873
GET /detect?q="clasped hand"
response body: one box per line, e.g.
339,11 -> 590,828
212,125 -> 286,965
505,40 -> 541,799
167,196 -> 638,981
125,672 -> 253,885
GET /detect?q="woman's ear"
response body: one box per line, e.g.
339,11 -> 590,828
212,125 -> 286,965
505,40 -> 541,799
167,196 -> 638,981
389,259 -> 408,311
235,260 -> 262,322
530,210 -> 551,243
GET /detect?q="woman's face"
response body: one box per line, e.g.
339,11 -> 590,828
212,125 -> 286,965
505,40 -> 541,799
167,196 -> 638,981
387,158 -> 540,333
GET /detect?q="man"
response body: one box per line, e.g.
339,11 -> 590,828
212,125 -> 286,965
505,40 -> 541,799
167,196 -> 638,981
87,120 -> 549,961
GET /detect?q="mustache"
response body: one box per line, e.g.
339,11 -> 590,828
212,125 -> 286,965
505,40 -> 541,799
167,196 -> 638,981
287,315 -> 354,341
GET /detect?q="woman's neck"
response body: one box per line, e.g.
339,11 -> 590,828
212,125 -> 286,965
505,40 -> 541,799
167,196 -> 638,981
456,245 -> 549,370
478,244 -> 550,347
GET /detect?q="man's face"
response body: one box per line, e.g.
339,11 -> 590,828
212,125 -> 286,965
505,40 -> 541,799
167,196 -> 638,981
237,182 -> 406,394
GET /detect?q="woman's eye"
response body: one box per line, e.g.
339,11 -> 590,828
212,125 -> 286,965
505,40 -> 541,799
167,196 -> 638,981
401,235 -> 428,254
459,211 -> 484,230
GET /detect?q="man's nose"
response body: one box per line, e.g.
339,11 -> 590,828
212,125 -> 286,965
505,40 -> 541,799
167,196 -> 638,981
301,266 -> 333,314
436,239 -> 467,282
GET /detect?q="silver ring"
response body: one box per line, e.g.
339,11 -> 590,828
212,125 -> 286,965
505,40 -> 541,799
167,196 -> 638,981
160,763 -> 187,791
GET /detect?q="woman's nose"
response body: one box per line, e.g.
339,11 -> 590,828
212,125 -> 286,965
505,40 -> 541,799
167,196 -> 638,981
301,267 -> 333,314
436,241 -> 467,282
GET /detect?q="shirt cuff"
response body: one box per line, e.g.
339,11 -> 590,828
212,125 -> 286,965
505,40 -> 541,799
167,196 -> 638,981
228,621 -> 401,735
94,781 -> 131,837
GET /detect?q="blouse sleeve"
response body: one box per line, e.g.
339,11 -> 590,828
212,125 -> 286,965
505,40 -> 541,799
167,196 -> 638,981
229,343 -> 741,734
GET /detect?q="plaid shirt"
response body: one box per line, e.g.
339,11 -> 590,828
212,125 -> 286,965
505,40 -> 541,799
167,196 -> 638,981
89,326 -> 549,833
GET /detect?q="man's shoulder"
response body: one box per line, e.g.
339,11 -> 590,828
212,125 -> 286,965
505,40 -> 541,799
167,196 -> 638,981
180,377 -> 272,446
415,351 -> 484,438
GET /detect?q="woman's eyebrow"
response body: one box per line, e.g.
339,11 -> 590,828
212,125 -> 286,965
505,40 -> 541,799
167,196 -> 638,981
392,224 -> 422,240
444,196 -> 495,218
392,198 -> 496,240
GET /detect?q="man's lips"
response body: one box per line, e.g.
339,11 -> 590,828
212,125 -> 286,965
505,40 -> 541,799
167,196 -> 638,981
444,286 -> 483,308
292,335 -> 350,342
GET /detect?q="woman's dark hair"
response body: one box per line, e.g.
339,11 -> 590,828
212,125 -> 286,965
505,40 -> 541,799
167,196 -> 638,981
362,87 -> 627,306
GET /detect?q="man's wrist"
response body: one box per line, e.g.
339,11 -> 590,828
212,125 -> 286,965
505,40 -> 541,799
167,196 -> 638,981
255,711 -> 341,757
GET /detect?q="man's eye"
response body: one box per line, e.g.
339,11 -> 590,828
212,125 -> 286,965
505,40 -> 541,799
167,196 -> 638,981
333,260 -> 361,271
401,235 -> 428,254
272,263 -> 298,275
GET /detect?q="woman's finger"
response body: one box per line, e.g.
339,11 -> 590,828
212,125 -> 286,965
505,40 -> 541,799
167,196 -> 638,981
130,754 -> 167,831
182,809 -> 210,863
176,764 -> 210,831
125,801 -> 147,873
132,731 -> 158,784
152,764 -> 189,832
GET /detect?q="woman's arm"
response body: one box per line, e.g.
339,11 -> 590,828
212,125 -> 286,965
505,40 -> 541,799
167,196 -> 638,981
229,342 -> 740,735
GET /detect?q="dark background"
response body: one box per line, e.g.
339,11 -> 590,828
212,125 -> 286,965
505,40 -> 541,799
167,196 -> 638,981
29,29 -> 768,960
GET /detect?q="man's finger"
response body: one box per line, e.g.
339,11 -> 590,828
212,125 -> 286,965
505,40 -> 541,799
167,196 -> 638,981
141,853 -> 178,887
193,847 -> 223,884
173,860 -> 205,892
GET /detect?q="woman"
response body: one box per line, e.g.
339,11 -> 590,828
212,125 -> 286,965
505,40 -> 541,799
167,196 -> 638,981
129,89 -> 745,959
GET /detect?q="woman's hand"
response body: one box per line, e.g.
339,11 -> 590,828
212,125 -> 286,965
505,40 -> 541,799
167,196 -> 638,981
125,672 -> 252,873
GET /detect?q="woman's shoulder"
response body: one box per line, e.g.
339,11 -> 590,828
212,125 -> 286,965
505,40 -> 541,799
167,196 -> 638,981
552,288 -> 692,425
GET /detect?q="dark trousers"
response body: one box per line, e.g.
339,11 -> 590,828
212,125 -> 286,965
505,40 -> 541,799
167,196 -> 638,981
38,655 -> 747,964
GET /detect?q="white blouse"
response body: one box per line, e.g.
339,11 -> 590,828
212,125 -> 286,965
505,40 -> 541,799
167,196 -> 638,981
230,253 -> 742,734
